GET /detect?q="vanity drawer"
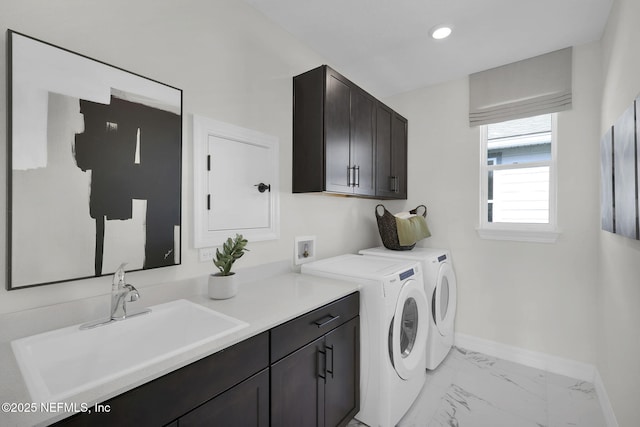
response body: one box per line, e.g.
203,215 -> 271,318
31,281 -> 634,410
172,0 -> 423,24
55,331 -> 269,427
270,292 -> 359,363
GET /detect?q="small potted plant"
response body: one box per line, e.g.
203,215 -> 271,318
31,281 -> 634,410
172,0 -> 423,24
208,234 -> 249,299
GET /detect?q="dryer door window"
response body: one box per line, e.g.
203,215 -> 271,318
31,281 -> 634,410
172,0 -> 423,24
434,275 -> 449,324
389,279 -> 428,380
434,263 -> 457,337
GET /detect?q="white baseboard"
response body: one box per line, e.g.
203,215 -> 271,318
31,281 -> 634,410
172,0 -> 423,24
454,333 -> 618,427
454,333 -> 595,381
593,369 -> 620,427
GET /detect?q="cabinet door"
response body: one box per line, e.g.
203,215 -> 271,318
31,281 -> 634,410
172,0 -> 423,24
325,70 -> 352,194
375,104 -> 395,198
179,368 -> 269,427
391,113 -> 408,199
271,336 -> 325,427
324,317 -> 360,427
376,104 -> 407,199
351,90 -> 376,196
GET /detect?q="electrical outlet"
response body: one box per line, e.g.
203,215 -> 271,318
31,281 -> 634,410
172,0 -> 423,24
199,247 -> 217,262
294,236 -> 316,265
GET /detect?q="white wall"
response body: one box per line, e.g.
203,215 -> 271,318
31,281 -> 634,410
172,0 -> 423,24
2,8 -> 633,424
385,43 -> 603,364
599,0 -> 640,424
0,0 -> 381,314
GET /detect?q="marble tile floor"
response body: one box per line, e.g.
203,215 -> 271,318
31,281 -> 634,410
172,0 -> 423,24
348,346 -> 607,427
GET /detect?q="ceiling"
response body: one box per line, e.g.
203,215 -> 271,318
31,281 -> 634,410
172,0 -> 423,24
244,0 -> 613,98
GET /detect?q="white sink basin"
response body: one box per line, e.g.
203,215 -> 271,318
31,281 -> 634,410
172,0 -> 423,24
11,299 -> 249,402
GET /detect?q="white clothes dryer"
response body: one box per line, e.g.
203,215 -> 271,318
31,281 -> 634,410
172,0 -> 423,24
301,254 -> 428,427
359,247 -> 457,370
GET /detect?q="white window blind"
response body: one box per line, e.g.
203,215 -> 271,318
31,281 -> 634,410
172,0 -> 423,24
469,47 -> 572,126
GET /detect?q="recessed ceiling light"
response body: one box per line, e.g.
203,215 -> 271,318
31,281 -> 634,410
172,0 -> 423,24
431,25 -> 452,40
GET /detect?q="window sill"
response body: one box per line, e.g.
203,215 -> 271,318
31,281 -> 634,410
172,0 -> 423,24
476,227 -> 560,243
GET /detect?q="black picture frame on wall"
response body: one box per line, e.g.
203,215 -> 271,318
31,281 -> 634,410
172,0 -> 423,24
6,30 -> 183,290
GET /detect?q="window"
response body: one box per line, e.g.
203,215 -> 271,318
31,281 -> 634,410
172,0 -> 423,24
478,113 -> 559,243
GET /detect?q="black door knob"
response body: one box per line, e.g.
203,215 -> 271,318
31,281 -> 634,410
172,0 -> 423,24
255,183 -> 271,193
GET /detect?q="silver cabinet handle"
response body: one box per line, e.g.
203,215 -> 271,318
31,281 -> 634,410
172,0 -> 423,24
355,166 -> 360,187
389,176 -> 399,192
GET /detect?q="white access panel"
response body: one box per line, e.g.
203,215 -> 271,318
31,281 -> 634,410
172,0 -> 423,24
193,115 -> 279,248
208,135 -> 271,230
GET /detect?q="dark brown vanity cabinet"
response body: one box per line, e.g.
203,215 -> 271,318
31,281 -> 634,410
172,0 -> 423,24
54,332 -> 270,427
293,65 -> 376,197
375,103 -> 408,199
270,293 -> 360,427
53,293 -> 360,427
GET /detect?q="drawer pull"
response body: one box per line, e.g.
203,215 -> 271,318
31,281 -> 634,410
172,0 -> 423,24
313,314 -> 340,328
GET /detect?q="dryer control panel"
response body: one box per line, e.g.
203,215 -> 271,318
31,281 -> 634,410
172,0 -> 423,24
399,269 -> 415,280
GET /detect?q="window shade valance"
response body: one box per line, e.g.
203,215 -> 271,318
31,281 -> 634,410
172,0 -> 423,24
469,47 -> 572,126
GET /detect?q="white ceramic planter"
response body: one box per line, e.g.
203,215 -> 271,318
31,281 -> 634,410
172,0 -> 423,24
208,273 -> 238,299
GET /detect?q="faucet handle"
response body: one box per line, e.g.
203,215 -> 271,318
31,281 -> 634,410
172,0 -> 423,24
113,263 -> 128,287
124,284 -> 140,302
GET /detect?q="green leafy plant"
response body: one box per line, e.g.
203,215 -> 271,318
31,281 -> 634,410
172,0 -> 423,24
213,234 -> 249,276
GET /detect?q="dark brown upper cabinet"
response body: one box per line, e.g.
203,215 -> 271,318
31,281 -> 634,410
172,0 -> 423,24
375,103 -> 408,199
294,65 -> 406,199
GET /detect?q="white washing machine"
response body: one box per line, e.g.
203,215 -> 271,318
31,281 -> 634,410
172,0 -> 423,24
301,254 -> 428,427
359,247 -> 457,370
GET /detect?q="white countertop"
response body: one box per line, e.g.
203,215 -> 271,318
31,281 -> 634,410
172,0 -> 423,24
0,267 -> 360,426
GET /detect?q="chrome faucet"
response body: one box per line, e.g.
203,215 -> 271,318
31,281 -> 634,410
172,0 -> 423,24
110,263 -> 141,320
80,263 -> 151,330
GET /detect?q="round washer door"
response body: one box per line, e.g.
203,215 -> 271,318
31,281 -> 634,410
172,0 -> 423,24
433,262 -> 457,337
389,278 -> 428,380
